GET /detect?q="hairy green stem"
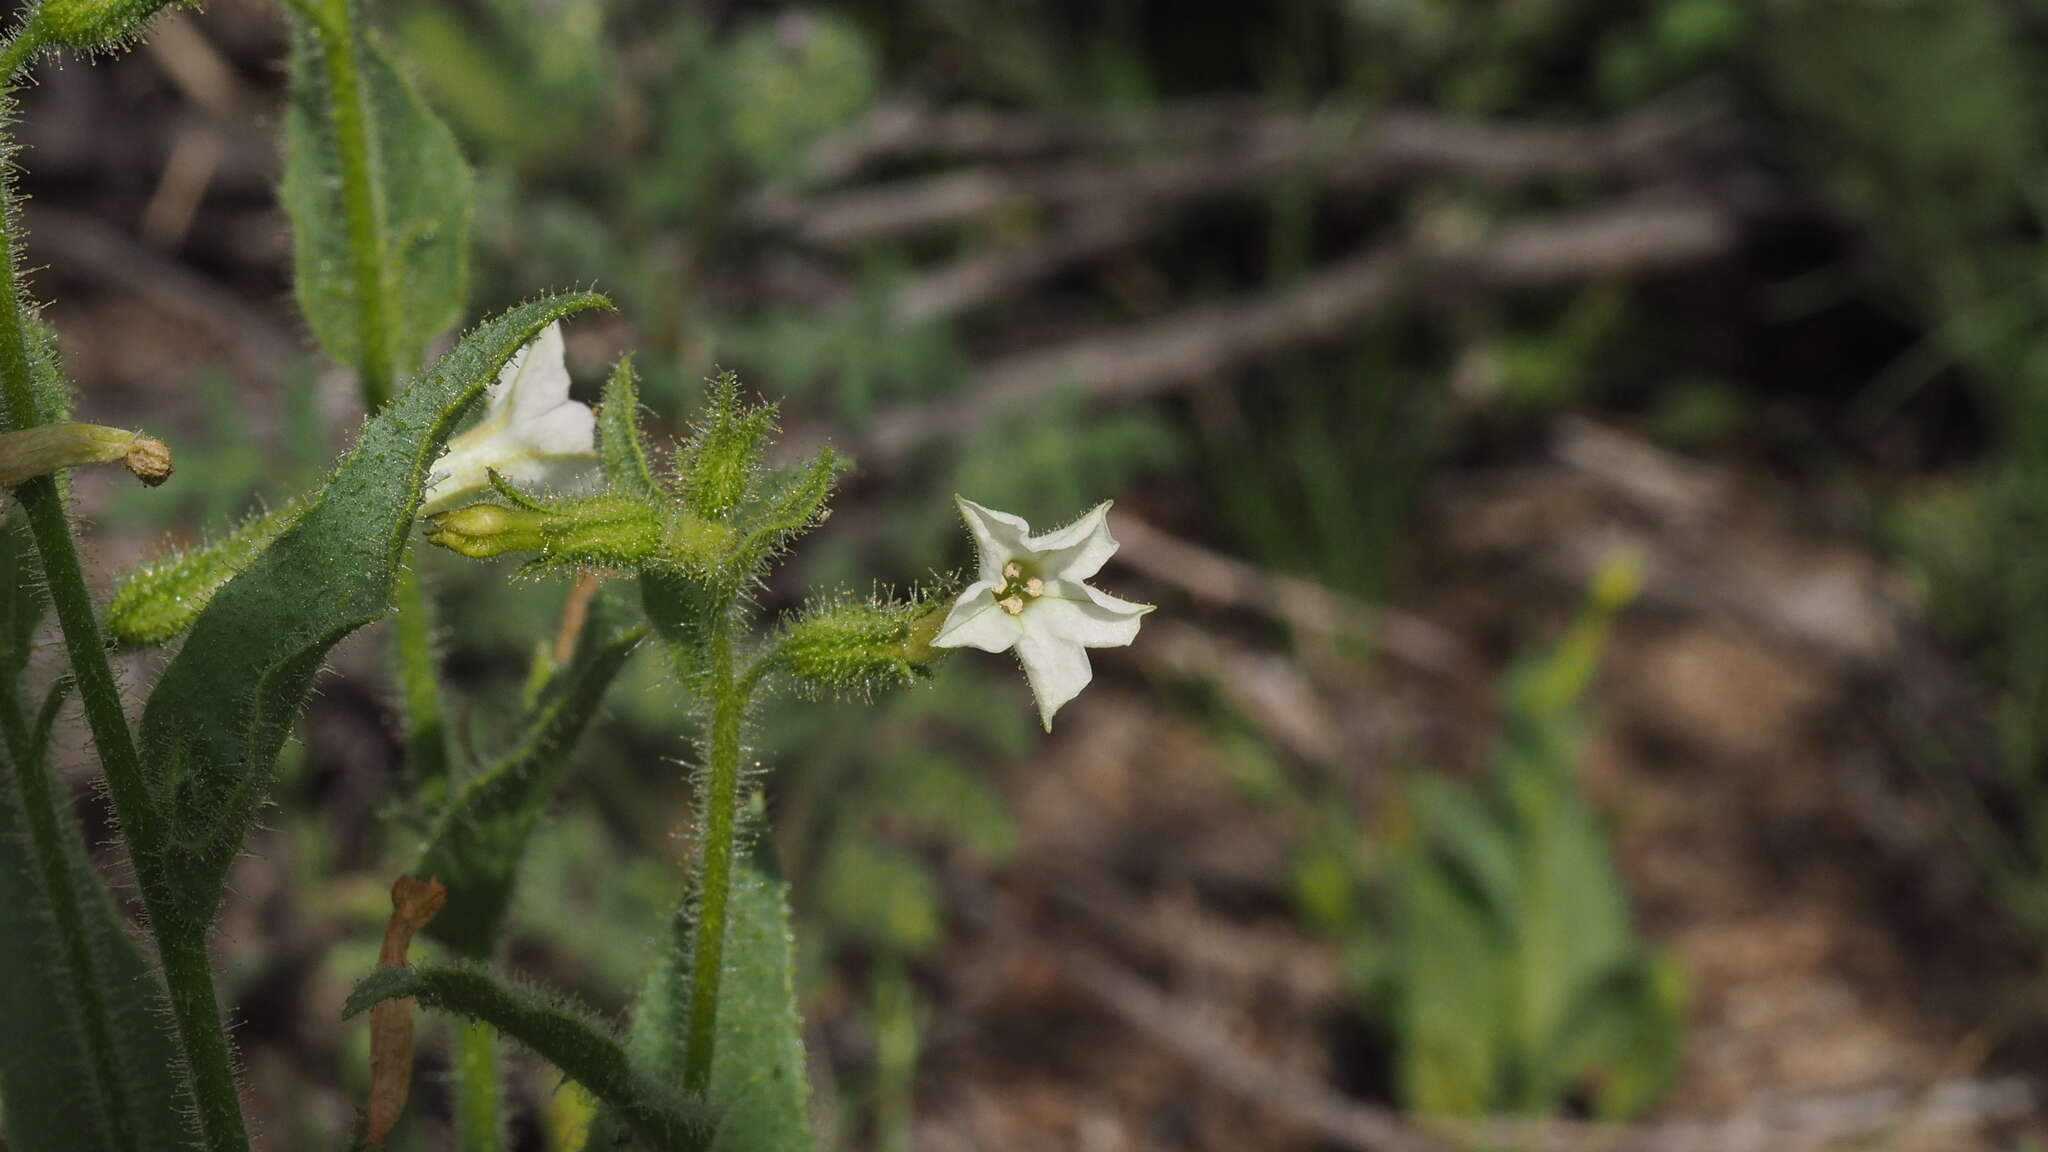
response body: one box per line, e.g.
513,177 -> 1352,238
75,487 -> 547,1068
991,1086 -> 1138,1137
0,31 -> 39,82
3,687 -> 140,1152
0,66 -> 250,1152
456,1019 -> 503,1152
311,0 -> 396,408
394,558 -> 450,790
156,922 -> 247,1148
683,620 -> 744,1094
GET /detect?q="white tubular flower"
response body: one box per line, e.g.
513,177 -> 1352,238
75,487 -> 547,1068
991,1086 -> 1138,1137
421,322 -> 596,515
932,496 -> 1154,730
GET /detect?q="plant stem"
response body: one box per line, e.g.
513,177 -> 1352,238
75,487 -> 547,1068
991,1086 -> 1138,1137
683,619 -> 744,1094
156,921 -> 248,1149
3,687 -> 140,1152
0,79 -> 250,1152
393,557 -> 449,790
313,0 -> 395,409
456,1019 -> 504,1152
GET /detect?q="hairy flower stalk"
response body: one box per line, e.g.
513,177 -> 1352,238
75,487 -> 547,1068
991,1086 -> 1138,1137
933,497 -> 1153,729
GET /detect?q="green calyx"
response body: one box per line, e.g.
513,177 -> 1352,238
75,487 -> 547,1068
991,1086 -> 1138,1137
776,593 -> 950,699
431,366 -> 844,590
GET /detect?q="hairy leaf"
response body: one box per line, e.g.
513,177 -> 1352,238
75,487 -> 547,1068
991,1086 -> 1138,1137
0,686 -> 187,1152
418,584 -> 647,956
676,372 -> 774,520
732,446 -> 842,579
138,293 -> 608,927
283,14 -> 473,374
105,497 -> 307,647
346,964 -> 708,1151
599,356 -> 664,505
603,840 -> 812,1152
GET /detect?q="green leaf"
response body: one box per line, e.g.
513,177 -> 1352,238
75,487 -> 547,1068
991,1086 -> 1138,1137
345,963 -> 707,1151
600,355 -> 665,505
283,15 -> 473,374
1546,952 -> 1685,1120
104,497 -> 307,647
417,584 -> 647,957
0,686 -> 188,1151
1395,850 -> 1503,1118
137,293 -> 609,928
607,842 -> 813,1152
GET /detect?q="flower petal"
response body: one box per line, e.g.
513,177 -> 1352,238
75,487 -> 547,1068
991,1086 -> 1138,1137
1016,630 -> 1092,730
1029,501 -> 1118,582
932,581 -> 1023,653
955,495 -> 1034,582
507,400 -> 596,457
499,321 -> 572,423
1033,580 -> 1151,648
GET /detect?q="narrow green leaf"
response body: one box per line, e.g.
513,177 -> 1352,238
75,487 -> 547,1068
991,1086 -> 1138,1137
0,686 -> 188,1151
676,372 -> 775,520
345,963 -> 708,1151
599,355 -> 664,505
417,584 -> 647,956
104,497 -> 307,647
607,840 -> 812,1152
283,14 -> 473,373
138,293 -> 609,928
732,446 -> 843,578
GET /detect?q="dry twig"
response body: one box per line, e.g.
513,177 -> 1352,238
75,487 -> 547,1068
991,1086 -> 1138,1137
845,197 -> 1738,468
766,103 -> 1719,248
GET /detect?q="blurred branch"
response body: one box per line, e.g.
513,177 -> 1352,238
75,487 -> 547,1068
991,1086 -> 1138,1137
805,95 -> 1269,183
1115,516 -> 1480,682
1059,946 -> 2036,1152
765,101 -> 1721,249
845,197 -> 1740,468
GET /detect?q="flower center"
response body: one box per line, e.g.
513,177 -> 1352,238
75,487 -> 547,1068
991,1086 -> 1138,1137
996,560 -> 1045,615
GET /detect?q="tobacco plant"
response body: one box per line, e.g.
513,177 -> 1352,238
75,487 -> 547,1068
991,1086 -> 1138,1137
0,0 -> 1147,1148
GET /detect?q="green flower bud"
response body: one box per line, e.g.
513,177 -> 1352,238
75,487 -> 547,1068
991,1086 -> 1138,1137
427,502 -> 552,559
0,422 -> 172,488
33,0 -> 194,51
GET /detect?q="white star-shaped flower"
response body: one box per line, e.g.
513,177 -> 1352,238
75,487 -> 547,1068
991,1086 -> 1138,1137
932,496 -> 1153,730
421,322 -> 596,515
